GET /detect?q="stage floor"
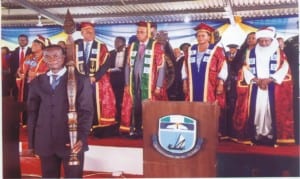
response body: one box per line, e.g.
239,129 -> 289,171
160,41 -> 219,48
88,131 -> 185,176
19,127 -> 300,177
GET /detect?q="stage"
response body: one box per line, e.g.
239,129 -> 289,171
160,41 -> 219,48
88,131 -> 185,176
19,127 -> 299,177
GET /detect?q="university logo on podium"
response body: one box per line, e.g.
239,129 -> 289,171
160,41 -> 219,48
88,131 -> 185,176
152,115 -> 203,159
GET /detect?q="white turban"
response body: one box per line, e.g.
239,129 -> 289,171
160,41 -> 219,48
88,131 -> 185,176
256,27 -> 276,39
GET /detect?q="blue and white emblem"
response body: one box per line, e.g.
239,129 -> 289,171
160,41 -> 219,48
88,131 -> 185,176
152,115 -> 203,159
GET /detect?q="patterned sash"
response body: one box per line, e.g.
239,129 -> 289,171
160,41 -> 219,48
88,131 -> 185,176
75,40 -> 100,76
247,48 -> 280,136
128,39 -> 155,100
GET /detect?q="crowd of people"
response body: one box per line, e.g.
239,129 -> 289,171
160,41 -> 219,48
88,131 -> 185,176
1,21 -> 298,177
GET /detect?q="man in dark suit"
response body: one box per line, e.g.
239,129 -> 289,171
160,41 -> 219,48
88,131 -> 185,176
27,45 -> 94,178
9,34 -> 32,99
109,36 -> 127,130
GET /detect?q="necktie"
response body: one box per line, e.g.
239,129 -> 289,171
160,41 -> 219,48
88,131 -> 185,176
51,75 -> 60,90
20,47 -> 25,62
138,44 -> 145,60
84,42 -> 90,63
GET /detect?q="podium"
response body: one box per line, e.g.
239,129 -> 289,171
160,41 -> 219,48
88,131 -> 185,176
143,101 -> 220,177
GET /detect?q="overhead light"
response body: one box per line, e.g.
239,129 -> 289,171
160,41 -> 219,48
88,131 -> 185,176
36,15 -> 43,27
184,16 -> 190,23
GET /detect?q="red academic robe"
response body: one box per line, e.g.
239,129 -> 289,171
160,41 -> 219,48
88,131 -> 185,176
232,49 -> 294,143
75,39 -> 116,126
184,44 -> 226,108
16,54 -> 48,102
120,39 -> 167,132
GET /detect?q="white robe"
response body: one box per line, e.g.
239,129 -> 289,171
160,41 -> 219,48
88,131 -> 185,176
243,40 -> 288,136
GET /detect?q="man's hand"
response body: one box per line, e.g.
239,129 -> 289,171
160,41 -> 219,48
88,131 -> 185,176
72,140 -> 83,153
22,148 -> 35,157
259,78 -> 274,90
17,69 -> 25,79
66,140 -> 83,154
216,80 -> 224,95
124,85 -> 130,93
183,80 -> 188,95
89,77 -> 96,84
154,87 -> 161,97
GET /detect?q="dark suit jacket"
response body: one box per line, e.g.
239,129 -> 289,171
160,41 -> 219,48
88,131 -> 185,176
10,47 -> 32,76
27,70 -> 94,156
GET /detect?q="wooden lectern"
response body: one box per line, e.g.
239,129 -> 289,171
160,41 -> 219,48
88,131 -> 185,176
143,101 -> 220,177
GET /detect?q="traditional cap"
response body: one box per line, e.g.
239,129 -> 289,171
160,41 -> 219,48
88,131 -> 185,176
256,26 -> 276,39
79,22 -> 95,30
34,34 -> 50,48
226,44 -> 239,49
179,43 -> 191,50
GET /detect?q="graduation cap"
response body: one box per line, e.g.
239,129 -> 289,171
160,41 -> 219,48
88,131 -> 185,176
226,44 -> 239,49
194,23 -> 215,33
79,22 -> 95,30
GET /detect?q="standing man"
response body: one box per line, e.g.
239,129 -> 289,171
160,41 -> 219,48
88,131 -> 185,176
75,22 -> 116,129
167,48 -> 185,101
179,43 -> 191,59
226,44 -> 239,62
123,21 -> 167,138
10,34 -> 32,99
243,27 -> 294,146
224,43 -> 239,137
182,23 -> 228,136
109,36 -> 128,132
27,45 -> 94,178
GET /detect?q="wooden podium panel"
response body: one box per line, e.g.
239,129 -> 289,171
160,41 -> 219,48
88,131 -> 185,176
143,101 -> 220,177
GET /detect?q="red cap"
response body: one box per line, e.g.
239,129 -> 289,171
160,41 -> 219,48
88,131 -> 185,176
136,21 -> 156,28
80,22 -> 95,30
136,21 -> 149,27
194,23 -> 215,33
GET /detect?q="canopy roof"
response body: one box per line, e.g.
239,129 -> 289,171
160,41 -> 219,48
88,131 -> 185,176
1,0 -> 298,27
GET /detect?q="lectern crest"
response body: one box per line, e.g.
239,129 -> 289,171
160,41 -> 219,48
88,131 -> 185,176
152,115 -> 203,159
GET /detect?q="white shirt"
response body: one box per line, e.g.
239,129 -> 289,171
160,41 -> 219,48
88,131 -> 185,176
84,41 -> 93,59
19,46 -> 29,60
47,66 -> 67,84
115,48 -> 125,68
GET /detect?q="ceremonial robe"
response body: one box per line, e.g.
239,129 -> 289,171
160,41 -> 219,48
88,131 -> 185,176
75,39 -> 116,126
183,44 -> 227,107
121,39 -> 167,132
242,48 -> 294,143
